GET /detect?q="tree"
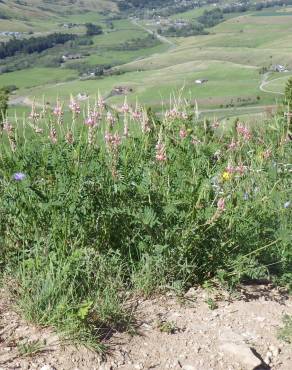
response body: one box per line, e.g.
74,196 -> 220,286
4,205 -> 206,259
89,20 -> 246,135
284,77 -> 292,109
0,87 -> 9,123
85,23 -> 103,36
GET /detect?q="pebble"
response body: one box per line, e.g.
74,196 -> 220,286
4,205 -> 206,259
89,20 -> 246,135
182,365 -> 196,370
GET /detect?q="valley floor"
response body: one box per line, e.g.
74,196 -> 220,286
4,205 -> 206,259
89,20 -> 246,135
1,285 -> 292,370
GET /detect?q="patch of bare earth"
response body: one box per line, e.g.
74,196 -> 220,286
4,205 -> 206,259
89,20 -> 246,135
0,284 -> 291,370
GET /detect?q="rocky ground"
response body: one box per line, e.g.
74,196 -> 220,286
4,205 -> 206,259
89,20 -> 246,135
0,283 -> 291,370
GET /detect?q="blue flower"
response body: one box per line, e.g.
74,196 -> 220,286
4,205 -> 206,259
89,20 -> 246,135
284,201 -> 291,209
13,172 -> 26,181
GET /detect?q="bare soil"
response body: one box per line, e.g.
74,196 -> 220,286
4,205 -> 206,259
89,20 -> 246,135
1,284 -> 291,370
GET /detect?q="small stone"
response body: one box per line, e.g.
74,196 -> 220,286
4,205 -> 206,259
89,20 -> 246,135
39,365 -> 56,370
184,288 -> 196,298
219,343 -> 262,369
264,351 -> 272,365
182,365 -> 196,370
270,345 -> 280,357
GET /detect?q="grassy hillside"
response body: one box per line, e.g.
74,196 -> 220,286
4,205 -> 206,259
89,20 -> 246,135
0,0 -> 117,19
1,3 -> 292,118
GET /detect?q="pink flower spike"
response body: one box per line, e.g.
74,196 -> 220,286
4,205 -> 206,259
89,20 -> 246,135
263,149 -> 272,159
53,104 -> 63,117
228,139 -> 237,150
217,198 -> 225,211
235,164 -> 246,176
97,97 -> 105,110
155,141 -> 167,162
84,116 -> 95,126
121,102 -> 130,114
212,121 -> 220,129
226,164 -> 235,174
179,127 -> 187,139
69,99 -> 81,114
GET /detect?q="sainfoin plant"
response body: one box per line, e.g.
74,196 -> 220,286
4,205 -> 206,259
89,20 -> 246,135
0,96 -> 291,348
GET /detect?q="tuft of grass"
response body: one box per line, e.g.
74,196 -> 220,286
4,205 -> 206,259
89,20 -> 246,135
205,298 -> 218,310
157,320 -> 178,335
18,339 -> 45,357
278,315 -> 292,343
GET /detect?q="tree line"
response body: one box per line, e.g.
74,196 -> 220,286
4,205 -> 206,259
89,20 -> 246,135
0,33 -> 77,59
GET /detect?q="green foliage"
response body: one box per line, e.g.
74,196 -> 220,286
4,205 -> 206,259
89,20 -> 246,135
278,315 -> 292,343
0,33 -> 76,59
18,339 -> 45,357
284,77 -> 292,108
85,23 -> 103,36
0,87 -> 9,122
0,100 -> 291,347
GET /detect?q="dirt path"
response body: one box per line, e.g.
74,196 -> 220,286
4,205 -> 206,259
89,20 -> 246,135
259,73 -> 286,95
1,284 -> 291,370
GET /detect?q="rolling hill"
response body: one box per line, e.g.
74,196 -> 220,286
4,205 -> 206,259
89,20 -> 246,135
0,0 -> 118,20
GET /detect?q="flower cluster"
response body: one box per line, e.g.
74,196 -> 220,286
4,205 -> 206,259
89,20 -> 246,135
105,132 -> 122,150
165,108 -> 188,120
69,99 -> 81,115
237,122 -> 252,141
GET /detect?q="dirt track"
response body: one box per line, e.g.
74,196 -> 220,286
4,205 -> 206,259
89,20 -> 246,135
1,284 -> 292,370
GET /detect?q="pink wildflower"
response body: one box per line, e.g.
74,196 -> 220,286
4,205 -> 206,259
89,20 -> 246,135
217,198 -> 226,211
179,127 -> 187,139
141,116 -> 151,133
53,104 -> 63,117
29,110 -> 40,121
84,116 -> 95,126
49,128 -> 57,144
212,120 -> 220,129
237,123 -> 251,141
263,149 -> 272,159
97,97 -> 105,110
226,164 -> 235,174
121,102 -> 130,114
155,141 -> 167,162
69,99 -> 81,115
105,132 -> 121,149
235,164 -> 246,176
228,139 -> 238,150
132,110 -> 142,120
3,121 -> 13,133
106,112 -> 116,127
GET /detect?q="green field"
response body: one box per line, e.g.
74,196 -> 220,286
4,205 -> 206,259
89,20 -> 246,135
1,3 -> 292,115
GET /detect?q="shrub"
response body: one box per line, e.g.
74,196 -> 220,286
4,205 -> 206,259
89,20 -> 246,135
0,98 -> 291,346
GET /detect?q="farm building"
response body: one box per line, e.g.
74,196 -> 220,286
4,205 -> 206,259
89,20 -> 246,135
195,79 -> 208,84
273,64 -> 288,73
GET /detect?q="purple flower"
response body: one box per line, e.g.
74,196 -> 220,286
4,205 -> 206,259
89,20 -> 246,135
13,172 -> 26,181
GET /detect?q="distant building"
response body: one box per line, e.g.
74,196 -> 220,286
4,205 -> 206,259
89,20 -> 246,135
62,54 -> 82,62
273,64 -> 288,73
195,79 -> 208,84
